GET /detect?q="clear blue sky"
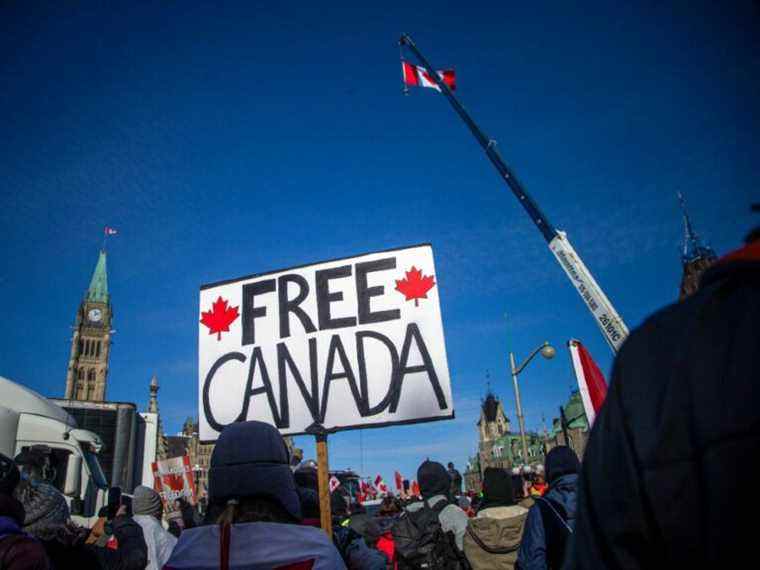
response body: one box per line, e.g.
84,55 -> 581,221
1,2 -> 757,484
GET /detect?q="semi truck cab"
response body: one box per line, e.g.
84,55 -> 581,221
1,376 -> 108,527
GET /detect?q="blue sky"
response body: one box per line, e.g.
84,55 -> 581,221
1,2 -> 757,484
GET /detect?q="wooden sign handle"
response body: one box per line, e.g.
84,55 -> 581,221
316,433 -> 333,539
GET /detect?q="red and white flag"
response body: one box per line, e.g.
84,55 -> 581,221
568,340 -> 608,427
374,475 -> 389,495
394,471 -> 404,491
362,479 -> 378,499
410,480 -> 421,498
104,226 -> 118,236
329,476 -> 341,493
401,61 -> 456,92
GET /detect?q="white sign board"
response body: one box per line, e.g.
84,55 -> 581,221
198,244 -> 454,440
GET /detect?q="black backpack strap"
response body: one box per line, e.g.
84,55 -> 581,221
534,496 -> 573,534
534,497 -> 572,570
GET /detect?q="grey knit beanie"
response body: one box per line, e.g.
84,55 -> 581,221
14,481 -> 70,539
133,485 -> 163,517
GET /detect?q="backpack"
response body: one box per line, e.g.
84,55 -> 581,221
533,496 -> 573,569
392,499 -> 470,570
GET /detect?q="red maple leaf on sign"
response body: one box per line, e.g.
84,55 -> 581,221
200,296 -> 239,341
395,266 -> 436,306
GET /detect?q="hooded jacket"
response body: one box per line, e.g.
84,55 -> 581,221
565,241 -> 760,569
0,494 -> 49,570
133,515 -> 177,570
165,522 -> 346,569
405,461 -> 469,551
464,505 -> 528,570
517,474 -> 577,570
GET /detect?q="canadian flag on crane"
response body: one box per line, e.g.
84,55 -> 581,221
568,340 -> 608,427
401,61 -> 456,92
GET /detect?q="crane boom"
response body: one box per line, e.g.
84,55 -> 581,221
399,34 -> 629,353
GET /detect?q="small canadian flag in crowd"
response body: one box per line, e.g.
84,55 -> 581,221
374,475 -> 389,494
329,476 -> 341,494
394,471 -> 404,491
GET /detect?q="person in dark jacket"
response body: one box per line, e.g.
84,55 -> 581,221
465,467 -> 529,570
14,479 -> 148,570
165,420 -> 345,569
448,462 -> 463,498
404,460 -> 469,551
517,446 -> 579,570
565,233 -> 760,570
0,453 -> 49,570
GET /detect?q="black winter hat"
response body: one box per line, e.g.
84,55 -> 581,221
417,460 -> 450,499
0,453 -> 20,496
208,420 -> 301,520
545,446 -> 580,484
479,467 -> 515,510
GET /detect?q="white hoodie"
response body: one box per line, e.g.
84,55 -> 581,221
133,514 -> 178,570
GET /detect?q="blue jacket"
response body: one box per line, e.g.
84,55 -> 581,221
517,474 -> 578,570
166,522 -> 346,569
333,525 -> 388,570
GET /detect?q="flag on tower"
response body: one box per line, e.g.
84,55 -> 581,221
568,340 -> 608,427
104,226 -> 118,236
401,61 -> 456,92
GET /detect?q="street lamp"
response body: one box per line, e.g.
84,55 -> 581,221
192,464 -> 201,503
510,341 -> 555,466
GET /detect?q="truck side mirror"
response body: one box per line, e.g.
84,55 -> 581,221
63,454 -> 82,497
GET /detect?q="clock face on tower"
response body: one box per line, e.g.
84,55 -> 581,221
88,308 -> 103,323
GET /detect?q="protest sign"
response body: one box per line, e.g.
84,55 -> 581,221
151,455 -> 196,509
198,244 -> 454,440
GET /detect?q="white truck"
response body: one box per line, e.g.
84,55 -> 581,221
0,376 -> 108,527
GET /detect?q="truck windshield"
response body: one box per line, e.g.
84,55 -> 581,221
81,446 -> 108,490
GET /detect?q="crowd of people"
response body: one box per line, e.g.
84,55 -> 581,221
0,419 -> 578,570
0,229 -> 756,569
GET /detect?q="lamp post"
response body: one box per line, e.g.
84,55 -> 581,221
510,341 -> 556,465
192,464 -> 201,503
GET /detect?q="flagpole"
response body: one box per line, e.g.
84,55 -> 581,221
399,34 -> 557,243
398,34 -> 630,353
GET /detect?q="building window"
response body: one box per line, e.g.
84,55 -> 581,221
96,341 -> 101,358
78,339 -> 83,355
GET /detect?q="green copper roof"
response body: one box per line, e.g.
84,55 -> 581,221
86,250 -> 109,303
552,390 -> 589,435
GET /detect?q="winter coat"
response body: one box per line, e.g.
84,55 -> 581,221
133,514 -> 177,570
517,474 -> 577,570
405,495 -> 469,551
334,524 -> 388,570
36,525 -> 102,570
0,494 -> 49,570
88,516 -> 149,570
565,242 -> 760,570
165,521 -> 346,569
464,505 -> 528,570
